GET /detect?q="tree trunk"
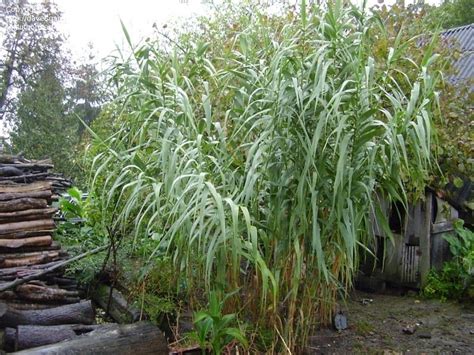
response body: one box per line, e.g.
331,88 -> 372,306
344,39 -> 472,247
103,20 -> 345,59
11,321 -> 168,354
0,300 -> 95,327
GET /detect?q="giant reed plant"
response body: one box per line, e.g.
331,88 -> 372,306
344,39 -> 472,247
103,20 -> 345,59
87,1 -> 441,351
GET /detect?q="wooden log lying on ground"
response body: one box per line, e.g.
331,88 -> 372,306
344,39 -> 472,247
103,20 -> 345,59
92,283 -> 141,324
0,219 -> 54,235
0,198 -> 48,212
11,321 -> 168,354
3,325 -> 92,351
0,300 -> 94,327
7,324 -> 101,351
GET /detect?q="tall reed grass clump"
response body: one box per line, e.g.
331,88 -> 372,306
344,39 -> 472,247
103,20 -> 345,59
88,1 -> 441,351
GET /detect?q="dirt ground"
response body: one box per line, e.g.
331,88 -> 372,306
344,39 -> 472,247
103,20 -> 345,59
305,291 -> 474,354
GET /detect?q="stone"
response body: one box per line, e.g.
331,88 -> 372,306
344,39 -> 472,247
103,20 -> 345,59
402,325 -> 417,335
334,311 -> 348,331
418,332 -> 432,339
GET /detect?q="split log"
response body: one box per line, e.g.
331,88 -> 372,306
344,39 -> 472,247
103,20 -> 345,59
15,283 -> 80,303
2,302 -> 62,311
0,163 -> 54,170
0,260 -> 61,278
0,166 -> 24,177
0,154 -> 24,164
0,241 -> 61,255
0,219 -> 54,235
0,198 -> 48,212
0,300 -> 95,327
51,276 -> 77,286
92,283 -> 141,324
0,207 -> 57,223
0,250 -> 60,268
0,182 -> 52,194
0,190 -> 52,202
11,321 -> 168,354
0,236 -> 52,249
0,172 -> 49,181
0,230 -> 54,240
0,251 -> 61,259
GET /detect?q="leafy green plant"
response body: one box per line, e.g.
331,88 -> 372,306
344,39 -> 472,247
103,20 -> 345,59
193,291 -> 247,354
59,187 -> 87,219
85,1 -> 442,351
423,219 -> 473,300
63,252 -> 107,285
448,220 -> 474,276
55,187 -> 108,283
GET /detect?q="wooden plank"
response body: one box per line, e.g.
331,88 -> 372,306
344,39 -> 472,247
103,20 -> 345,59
419,192 -> 432,287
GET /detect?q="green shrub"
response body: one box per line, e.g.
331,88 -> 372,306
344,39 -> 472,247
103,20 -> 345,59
423,220 -> 474,300
193,291 -> 247,354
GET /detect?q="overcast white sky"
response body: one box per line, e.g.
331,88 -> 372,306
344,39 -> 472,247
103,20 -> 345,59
58,0 -> 207,60
56,0 -> 441,61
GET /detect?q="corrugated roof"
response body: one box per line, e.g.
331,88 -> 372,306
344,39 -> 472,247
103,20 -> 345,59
441,23 -> 473,87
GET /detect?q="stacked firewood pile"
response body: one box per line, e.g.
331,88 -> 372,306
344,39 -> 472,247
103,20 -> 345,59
0,154 -> 72,197
0,156 -> 75,308
0,156 -> 168,353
